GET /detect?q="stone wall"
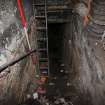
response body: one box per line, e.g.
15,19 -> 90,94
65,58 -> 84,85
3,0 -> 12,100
0,0 -> 37,104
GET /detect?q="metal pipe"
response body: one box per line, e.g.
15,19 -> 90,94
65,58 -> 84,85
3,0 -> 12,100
0,49 -> 36,73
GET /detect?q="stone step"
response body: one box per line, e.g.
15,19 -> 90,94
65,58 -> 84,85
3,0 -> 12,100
92,9 -> 105,16
93,0 -> 105,6
90,17 -> 105,25
92,15 -> 105,23
88,22 -> 105,33
94,0 -> 105,5
92,2 -> 105,11
90,13 -> 105,25
88,24 -> 103,34
86,26 -> 103,39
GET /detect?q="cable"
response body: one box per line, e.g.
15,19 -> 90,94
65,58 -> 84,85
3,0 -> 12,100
0,49 -> 36,73
17,0 -> 36,64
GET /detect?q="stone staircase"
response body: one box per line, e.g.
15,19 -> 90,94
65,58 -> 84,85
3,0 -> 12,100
87,0 -> 105,39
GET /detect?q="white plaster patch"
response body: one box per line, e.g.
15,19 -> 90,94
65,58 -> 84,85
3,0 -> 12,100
0,11 -> 16,34
0,54 -> 7,66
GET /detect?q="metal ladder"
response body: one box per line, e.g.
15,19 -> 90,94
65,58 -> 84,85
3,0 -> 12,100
33,0 -> 49,77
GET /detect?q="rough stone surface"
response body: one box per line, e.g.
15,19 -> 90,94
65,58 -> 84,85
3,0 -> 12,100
0,0 -> 37,105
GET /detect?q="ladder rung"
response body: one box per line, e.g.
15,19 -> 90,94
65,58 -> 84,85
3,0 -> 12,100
36,27 -> 46,30
47,8 -> 72,13
38,48 -> 47,51
37,38 -> 48,41
48,19 -> 70,23
39,58 -> 48,61
48,5 -> 68,10
35,8 -> 45,11
40,75 -> 48,77
40,67 -> 48,70
35,16 -> 46,19
33,4 -> 45,6
41,70 -> 48,74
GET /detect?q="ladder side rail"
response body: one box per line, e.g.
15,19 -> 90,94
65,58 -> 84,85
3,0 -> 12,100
33,0 -> 41,77
45,0 -> 50,77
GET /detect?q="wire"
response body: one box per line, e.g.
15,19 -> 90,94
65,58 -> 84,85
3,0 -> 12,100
17,0 -> 36,64
23,27 -> 31,50
0,49 -> 36,73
